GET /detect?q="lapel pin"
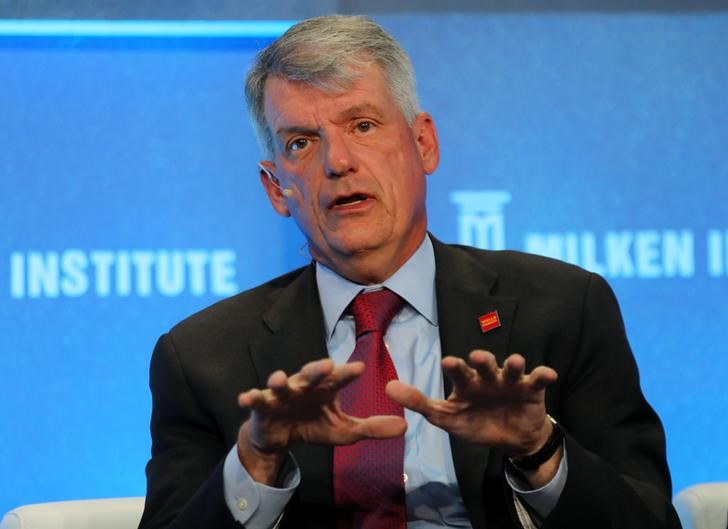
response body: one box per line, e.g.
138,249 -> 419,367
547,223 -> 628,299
478,311 -> 501,333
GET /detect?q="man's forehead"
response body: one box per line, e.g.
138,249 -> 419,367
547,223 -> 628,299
262,70 -> 393,132
263,74 -> 345,114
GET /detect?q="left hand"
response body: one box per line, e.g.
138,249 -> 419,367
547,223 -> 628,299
386,349 -> 558,456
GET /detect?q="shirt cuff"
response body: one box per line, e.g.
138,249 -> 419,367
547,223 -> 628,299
223,445 -> 300,529
504,443 -> 568,521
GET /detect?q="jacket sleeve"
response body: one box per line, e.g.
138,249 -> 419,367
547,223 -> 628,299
138,333 -> 244,529
537,273 -> 681,529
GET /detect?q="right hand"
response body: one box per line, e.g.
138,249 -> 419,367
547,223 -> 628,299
236,358 -> 407,484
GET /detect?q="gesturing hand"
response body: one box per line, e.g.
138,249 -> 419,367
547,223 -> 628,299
236,358 -> 407,484
386,350 -> 558,457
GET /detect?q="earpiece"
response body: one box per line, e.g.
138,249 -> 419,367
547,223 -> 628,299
258,163 -> 293,198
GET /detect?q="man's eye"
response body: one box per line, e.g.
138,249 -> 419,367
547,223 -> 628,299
355,121 -> 374,133
288,138 -> 309,152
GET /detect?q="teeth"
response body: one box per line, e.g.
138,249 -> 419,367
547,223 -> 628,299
336,194 -> 367,206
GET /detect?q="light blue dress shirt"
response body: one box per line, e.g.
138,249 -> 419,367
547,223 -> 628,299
223,235 -> 567,528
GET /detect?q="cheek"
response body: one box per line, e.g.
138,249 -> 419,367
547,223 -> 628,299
292,187 -> 327,233
279,165 -> 315,203
388,153 -> 424,199
392,174 -> 427,222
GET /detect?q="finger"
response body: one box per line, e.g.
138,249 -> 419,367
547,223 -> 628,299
267,370 -> 291,398
441,356 -> 476,390
468,349 -> 498,382
386,380 -> 432,416
238,388 -> 268,409
502,354 -> 526,385
349,415 -> 407,441
328,361 -> 365,392
288,358 -> 334,390
528,365 -> 558,391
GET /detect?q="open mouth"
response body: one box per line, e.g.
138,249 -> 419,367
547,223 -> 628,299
332,193 -> 370,208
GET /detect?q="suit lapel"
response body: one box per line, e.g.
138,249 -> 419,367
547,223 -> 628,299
249,264 -> 329,382
432,238 -> 518,529
248,264 -> 335,519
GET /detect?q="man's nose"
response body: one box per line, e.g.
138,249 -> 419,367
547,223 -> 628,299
322,133 -> 358,178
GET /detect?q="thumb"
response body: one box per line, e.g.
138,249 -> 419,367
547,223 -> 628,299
346,415 -> 407,443
386,380 -> 431,415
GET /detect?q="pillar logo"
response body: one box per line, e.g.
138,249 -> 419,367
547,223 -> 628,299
450,191 -> 728,279
8,249 -> 239,299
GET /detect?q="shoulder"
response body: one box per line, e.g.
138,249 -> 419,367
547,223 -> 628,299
437,241 -> 598,293
434,241 -> 622,323
166,264 -> 312,347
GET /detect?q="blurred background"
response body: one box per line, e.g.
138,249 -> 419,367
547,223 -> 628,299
1,0 -> 727,515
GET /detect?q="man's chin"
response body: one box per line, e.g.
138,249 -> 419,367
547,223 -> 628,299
310,232 -> 389,266
328,230 -> 392,257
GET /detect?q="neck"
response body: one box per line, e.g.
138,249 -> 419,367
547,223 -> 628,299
313,232 -> 426,285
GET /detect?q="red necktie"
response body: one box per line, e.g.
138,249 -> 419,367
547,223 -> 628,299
333,289 -> 406,529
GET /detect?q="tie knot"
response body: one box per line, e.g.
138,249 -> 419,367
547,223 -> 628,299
349,289 -> 404,338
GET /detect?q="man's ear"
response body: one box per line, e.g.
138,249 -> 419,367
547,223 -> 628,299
258,161 -> 291,217
412,112 -> 440,175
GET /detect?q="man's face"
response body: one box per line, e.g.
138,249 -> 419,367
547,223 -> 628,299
259,63 -> 439,283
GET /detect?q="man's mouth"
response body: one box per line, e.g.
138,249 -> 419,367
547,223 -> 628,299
331,193 -> 370,208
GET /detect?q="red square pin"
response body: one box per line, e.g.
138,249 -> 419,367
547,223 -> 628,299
479,311 -> 501,333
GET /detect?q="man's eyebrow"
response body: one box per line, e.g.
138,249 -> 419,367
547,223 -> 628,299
273,103 -> 386,138
339,103 -> 385,120
275,125 -> 317,138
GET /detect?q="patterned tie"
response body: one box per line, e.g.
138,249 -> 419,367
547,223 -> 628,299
333,288 -> 406,529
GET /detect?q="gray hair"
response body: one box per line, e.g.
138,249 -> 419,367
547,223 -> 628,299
244,14 -> 420,159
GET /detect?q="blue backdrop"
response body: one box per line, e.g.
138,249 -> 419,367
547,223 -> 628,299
1,14 -> 726,514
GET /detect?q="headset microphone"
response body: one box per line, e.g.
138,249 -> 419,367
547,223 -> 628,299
258,163 -> 293,198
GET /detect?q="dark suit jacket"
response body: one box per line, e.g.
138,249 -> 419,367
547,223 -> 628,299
139,238 -> 682,529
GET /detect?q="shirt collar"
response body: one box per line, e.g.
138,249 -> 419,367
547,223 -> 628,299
316,235 -> 438,339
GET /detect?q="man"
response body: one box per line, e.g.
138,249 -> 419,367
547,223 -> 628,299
139,14 -> 681,529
